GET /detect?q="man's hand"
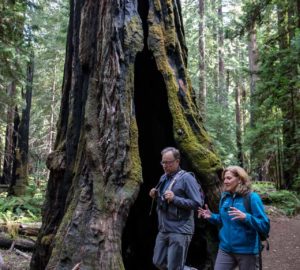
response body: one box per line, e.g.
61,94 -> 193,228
149,188 -> 157,199
164,190 -> 174,202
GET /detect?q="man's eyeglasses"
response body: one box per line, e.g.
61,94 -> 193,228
160,159 -> 177,166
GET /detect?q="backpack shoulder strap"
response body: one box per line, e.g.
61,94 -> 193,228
219,193 -> 227,209
243,192 -> 252,214
166,170 -> 185,191
184,171 -> 205,204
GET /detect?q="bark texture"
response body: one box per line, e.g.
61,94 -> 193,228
31,1 -> 222,270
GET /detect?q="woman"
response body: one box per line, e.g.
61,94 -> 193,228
198,166 -> 270,270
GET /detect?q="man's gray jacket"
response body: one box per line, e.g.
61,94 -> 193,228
155,170 -> 204,234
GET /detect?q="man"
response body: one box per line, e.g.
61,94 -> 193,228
149,147 -> 204,270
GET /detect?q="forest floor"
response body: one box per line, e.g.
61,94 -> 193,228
262,207 -> 300,270
0,207 -> 299,269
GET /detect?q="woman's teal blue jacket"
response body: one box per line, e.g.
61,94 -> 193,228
209,192 -> 270,254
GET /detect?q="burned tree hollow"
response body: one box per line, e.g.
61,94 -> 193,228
122,47 -> 175,269
122,1 -> 215,269
122,47 -> 208,269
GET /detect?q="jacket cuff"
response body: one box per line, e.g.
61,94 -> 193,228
209,213 -> 218,222
172,196 -> 179,205
244,213 -> 251,223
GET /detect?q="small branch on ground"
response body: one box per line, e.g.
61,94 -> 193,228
71,262 -> 81,270
13,248 -> 31,259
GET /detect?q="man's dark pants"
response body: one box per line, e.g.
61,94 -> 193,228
153,231 -> 192,270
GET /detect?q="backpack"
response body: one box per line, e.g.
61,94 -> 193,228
243,192 -> 270,270
186,171 -> 205,207
243,192 -> 270,242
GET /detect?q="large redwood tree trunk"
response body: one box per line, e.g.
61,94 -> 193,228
31,1 -> 222,269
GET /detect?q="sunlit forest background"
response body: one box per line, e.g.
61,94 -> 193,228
0,0 -> 299,223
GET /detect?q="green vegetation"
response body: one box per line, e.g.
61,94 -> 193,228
253,182 -> 300,216
182,0 -> 300,190
0,177 -> 46,223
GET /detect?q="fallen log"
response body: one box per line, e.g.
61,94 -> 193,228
0,184 -> 9,193
0,222 -> 40,237
0,233 -> 35,251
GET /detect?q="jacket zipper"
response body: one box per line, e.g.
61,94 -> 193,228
228,194 -> 236,252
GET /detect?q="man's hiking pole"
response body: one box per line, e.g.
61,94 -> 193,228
149,197 -> 155,216
149,181 -> 164,216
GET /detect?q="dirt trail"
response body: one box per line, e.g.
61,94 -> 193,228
0,212 -> 300,269
262,213 -> 300,270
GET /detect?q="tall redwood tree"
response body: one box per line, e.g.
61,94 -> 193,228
31,1 -> 222,269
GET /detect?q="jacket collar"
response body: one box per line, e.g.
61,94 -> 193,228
222,191 -> 238,199
166,167 -> 182,178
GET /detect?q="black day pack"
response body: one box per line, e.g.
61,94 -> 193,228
186,171 -> 205,207
243,192 -> 270,270
243,192 -> 270,242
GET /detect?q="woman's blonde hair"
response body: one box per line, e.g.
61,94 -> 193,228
222,166 -> 252,196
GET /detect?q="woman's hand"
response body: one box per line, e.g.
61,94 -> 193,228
198,204 -> 212,219
228,207 -> 246,220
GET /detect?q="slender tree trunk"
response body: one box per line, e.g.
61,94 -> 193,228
31,1 -> 222,270
237,41 -> 246,168
235,78 -> 243,167
248,23 -> 258,129
198,0 -> 206,115
1,82 -> 16,185
247,22 -> 259,173
279,138 -> 285,188
45,57 -> 59,180
0,136 -> 2,177
298,0 -> 300,27
8,52 -> 34,196
48,60 -> 57,154
217,0 -> 226,108
275,139 -> 280,189
288,0 -> 296,42
210,0 -> 219,104
11,105 -> 20,185
241,78 -> 247,139
275,111 -> 284,189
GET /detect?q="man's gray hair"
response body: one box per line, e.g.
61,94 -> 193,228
161,147 -> 180,160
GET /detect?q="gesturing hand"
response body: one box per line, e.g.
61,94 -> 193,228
198,204 -> 212,219
228,207 -> 246,220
